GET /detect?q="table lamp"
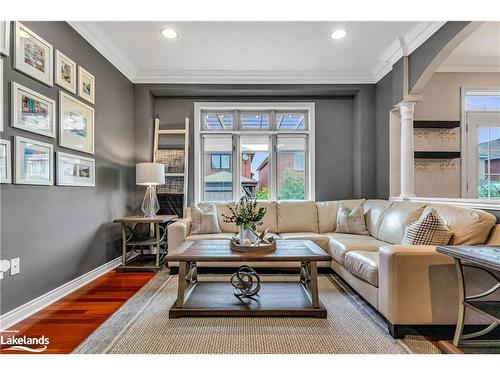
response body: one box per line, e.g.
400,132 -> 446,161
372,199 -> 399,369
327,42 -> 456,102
136,162 -> 165,217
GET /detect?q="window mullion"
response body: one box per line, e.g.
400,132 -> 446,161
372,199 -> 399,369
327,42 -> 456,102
233,134 -> 241,201
269,134 -> 277,201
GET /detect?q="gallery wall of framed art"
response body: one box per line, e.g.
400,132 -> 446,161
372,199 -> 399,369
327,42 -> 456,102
1,21 -> 98,187
0,21 -> 9,56
14,22 -> 54,87
11,82 -> 56,138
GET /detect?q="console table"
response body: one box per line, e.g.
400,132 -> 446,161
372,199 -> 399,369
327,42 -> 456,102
437,245 -> 500,350
113,215 -> 177,271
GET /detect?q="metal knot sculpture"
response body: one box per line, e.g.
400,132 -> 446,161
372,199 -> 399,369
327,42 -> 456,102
230,266 -> 261,297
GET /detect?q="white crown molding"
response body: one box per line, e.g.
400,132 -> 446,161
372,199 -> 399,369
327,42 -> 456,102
372,21 -> 446,82
436,55 -> 500,72
0,257 -> 121,330
67,21 -> 137,82
68,21 -> 445,84
134,69 -> 376,84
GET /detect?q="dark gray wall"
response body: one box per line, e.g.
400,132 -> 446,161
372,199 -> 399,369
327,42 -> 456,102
0,22 -> 135,314
375,71 -> 393,199
134,84 -> 377,205
408,22 -> 471,92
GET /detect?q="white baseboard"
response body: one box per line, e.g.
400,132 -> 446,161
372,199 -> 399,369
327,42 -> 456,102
0,257 -> 122,331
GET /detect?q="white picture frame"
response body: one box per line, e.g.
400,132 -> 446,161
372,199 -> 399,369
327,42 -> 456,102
0,59 -> 3,132
11,82 -> 56,138
78,66 -> 95,104
0,139 -> 12,183
0,21 -> 9,56
55,50 -> 77,94
56,151 -> 95,187
15,136 -> 53,185
59,91 -> 94,154
14,22 -> 53,86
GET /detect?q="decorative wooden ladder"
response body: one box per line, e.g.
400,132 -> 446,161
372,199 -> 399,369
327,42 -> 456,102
153,115 -> 190,213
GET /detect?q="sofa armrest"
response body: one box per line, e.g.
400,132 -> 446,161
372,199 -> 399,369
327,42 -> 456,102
487,224 -> 500,245
168,218 -> 191,254
378,245 -> 458,325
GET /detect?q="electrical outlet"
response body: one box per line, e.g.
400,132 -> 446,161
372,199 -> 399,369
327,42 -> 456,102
11,258 -> 20,275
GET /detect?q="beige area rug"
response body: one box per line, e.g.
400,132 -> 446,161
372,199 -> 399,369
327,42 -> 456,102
74,271 -> 439,354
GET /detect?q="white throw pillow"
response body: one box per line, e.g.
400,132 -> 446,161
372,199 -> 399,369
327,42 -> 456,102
335,203 -> 369,235
402,208 -> 453,246
190,203 -> 221,235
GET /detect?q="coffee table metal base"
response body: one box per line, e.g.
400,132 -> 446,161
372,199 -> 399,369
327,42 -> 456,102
169,260 -> 327,318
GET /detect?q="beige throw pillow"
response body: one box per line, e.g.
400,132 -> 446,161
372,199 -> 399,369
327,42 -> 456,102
335,203 -> 369,235
190,203 -> 221,235
402,208 -> 453,246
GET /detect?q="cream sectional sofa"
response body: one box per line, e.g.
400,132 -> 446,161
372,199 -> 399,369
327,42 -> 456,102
168,199 -> 500,338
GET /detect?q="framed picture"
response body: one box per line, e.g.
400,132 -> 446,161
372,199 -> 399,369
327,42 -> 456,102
55,50 -> 76,94
59,91 -> 94,154
0,59 -> 3,132
14,22 -> 53,86
11,82 -> 56,138
0,139 -> 12,183
78,66 -> 95,104
15,136 -> 53,185
0,21 -> 9,56
56,152 -> 95,187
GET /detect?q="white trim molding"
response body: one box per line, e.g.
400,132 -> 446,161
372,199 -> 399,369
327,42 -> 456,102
372,22 -> 446,82
437,56 -> 500,72
390,196 -> 500,211
134,69 -> 374,84
0,257 -> 121,330
67,21 -> 137,82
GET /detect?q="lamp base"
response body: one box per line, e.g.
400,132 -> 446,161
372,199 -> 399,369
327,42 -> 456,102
141,185 -> 160,218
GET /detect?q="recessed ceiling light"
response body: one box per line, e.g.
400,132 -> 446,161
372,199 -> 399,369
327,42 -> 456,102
161,28 -> 178,39
330,29 -> 347,40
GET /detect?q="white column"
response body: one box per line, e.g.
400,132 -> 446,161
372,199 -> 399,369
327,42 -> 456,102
398,101 -> 416,199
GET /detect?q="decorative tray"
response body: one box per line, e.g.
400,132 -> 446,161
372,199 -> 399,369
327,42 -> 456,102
230,236 -> 276,254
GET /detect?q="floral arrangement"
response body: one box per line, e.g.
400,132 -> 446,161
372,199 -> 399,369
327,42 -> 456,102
222,196 -> 266,231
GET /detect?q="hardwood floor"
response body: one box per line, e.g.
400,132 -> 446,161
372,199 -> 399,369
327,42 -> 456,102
0,271 -> 155,354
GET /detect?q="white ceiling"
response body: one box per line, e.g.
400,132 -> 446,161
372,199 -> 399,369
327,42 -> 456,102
70,21 -> 446,83
438,22 -> 500,72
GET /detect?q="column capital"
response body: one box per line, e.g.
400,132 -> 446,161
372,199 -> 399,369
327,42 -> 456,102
398,101 -> 416,121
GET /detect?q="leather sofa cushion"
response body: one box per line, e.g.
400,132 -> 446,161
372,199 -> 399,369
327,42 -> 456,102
186,232 -> 236,241
423,204 -> 496,245
316,199 -> 365,233
255,201 -> 278,234
214,202 -> 238,233
364,200 -> 393,238
277,200 -> 319,233
344,251 -> 379,287
324,233 -> 388,264
279,232 -> 329,250
377,202 -> 426,244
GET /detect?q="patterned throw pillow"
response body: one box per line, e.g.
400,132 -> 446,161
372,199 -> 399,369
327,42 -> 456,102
335,203 -> 369,235
190,203 -> 221,235
402,208 -> 453,246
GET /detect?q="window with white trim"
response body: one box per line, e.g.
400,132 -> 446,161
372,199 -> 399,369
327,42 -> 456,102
194,103 -> 315,202
462,90 -> 500,199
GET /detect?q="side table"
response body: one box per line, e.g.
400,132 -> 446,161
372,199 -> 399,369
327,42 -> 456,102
113,215 -> 178,272
437,245 -> 500,352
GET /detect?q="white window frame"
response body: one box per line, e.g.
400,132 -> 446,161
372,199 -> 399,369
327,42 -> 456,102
194,102 -> 315,203
461,87 -> 500,199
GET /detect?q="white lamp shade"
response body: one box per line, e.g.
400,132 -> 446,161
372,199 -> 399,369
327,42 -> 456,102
136,162 -> 165,186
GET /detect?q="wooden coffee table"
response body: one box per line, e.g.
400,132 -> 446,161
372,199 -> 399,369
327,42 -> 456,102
166,240 -> 331,318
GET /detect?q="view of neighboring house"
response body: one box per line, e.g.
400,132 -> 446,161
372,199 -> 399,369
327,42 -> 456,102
203,152 -> 258,201
478,137 -> 500,197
